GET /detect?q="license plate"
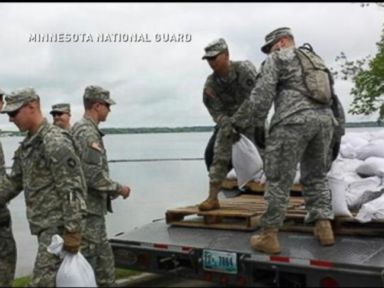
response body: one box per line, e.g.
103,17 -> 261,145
202,249 -> 237,274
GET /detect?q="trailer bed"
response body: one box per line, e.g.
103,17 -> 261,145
111,221 -> 384,270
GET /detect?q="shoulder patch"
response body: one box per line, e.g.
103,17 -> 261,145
90,142 -> 103,152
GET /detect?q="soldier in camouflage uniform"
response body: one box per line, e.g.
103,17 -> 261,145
0,88 -> 87,287
0,89 -> 17,287
71,85 -> 131,287
248,28 -> 336,254
198,38 -> 262,211
50,103 -> 71,130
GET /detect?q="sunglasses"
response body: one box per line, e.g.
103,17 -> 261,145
7,107 -> 23,118
51,111 -> 64,117
205,54 -> 220,61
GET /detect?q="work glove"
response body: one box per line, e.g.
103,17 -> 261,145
254,126 -> 266,149
63,230 -> 82,254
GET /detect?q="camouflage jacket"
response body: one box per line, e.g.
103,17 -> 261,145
0,120 -> 87,235
249,47 -> 332,128
71,115 -> 122,217
0,141 -> 10,224
203,60 -> 258,129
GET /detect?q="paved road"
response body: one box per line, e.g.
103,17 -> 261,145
117,273 -> 221,287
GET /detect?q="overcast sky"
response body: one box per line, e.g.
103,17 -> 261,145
0,2 -> 382,130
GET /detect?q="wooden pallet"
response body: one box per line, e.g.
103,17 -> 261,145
166,194 -> 384,236
166,194 -> 304,231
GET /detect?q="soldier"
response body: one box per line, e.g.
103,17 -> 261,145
0,88 -> 87,286
198,38 -> 262,211
71,85 -> 131,287
248,27 -> 336,254
0,88 -> 17,287
50,103 -> 71,130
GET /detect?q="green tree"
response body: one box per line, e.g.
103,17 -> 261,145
334,3 -> 384,120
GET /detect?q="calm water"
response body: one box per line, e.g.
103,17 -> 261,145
2,127 -> 381,277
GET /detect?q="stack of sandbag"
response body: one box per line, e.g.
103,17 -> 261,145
328,130 -> 384,221
225,130 -> 384,222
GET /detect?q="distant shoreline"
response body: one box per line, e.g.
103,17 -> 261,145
0,122 -> 382,136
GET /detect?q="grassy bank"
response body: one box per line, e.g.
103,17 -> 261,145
12,268 -> 140,287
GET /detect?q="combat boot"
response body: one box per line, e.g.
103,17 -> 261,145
250,228 -> 281,254
314,219 -> 335,246
198,182 -> 221,211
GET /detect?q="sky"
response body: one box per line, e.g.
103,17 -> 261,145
0,2 -> 383,130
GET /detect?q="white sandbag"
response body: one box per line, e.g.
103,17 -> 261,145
256,170 -> 267,184
328,176 -> 353,217
349,189 -> 384,211
370,129 -> 384,141
340,133 -> 369,147
226,168 -> 237,180
47,234 -> 97,287
355,139 -> 384,160
251,169 -> 265,182
355,194 -> 384,223
344,176 -> 383,208
232,134 -> 263,189
293,169 -> 301,184
356,157 -> 384,177
327,158 -> 364,182
339,143 -> 357,159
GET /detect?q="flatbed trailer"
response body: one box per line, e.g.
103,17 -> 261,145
111,181 -> 384,287
111,219 -> 384,287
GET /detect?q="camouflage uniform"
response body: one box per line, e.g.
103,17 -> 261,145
250,43 -> 335,228
71,86 -> 121,287
0,141 -> 17,287
50,103 -> 71,115
0,88 -> 87,287
202,39 -> 259,183
50,103 -> 71,130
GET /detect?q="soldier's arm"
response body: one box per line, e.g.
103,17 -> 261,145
48,136 -> 87,233
0,150 -> 23,206
250,54 -> 280,126
80,134 -> 123,198
203,84 -> 231,128
0,142 -> 6,178
230,61 -> 259,129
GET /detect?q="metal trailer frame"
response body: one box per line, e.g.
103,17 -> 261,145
110,222 -> 384,287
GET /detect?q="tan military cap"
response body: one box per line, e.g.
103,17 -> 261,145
50,103 -> 71,115
1,88 -> 39,113
83,85 -> 116,105
261,27 -> 294,54
202,38 -> 228,60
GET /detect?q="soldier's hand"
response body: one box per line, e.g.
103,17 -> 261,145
120,185 -> 131,199
63,230 -> 82,254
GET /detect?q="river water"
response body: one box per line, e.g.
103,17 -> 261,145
2,128 -> 380,277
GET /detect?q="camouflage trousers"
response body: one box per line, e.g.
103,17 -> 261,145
28,227 -> 64,287
0,219 -> 16,287
209,125 -> 255,183
81,214 -> 115,287
261,109 -> 335,228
